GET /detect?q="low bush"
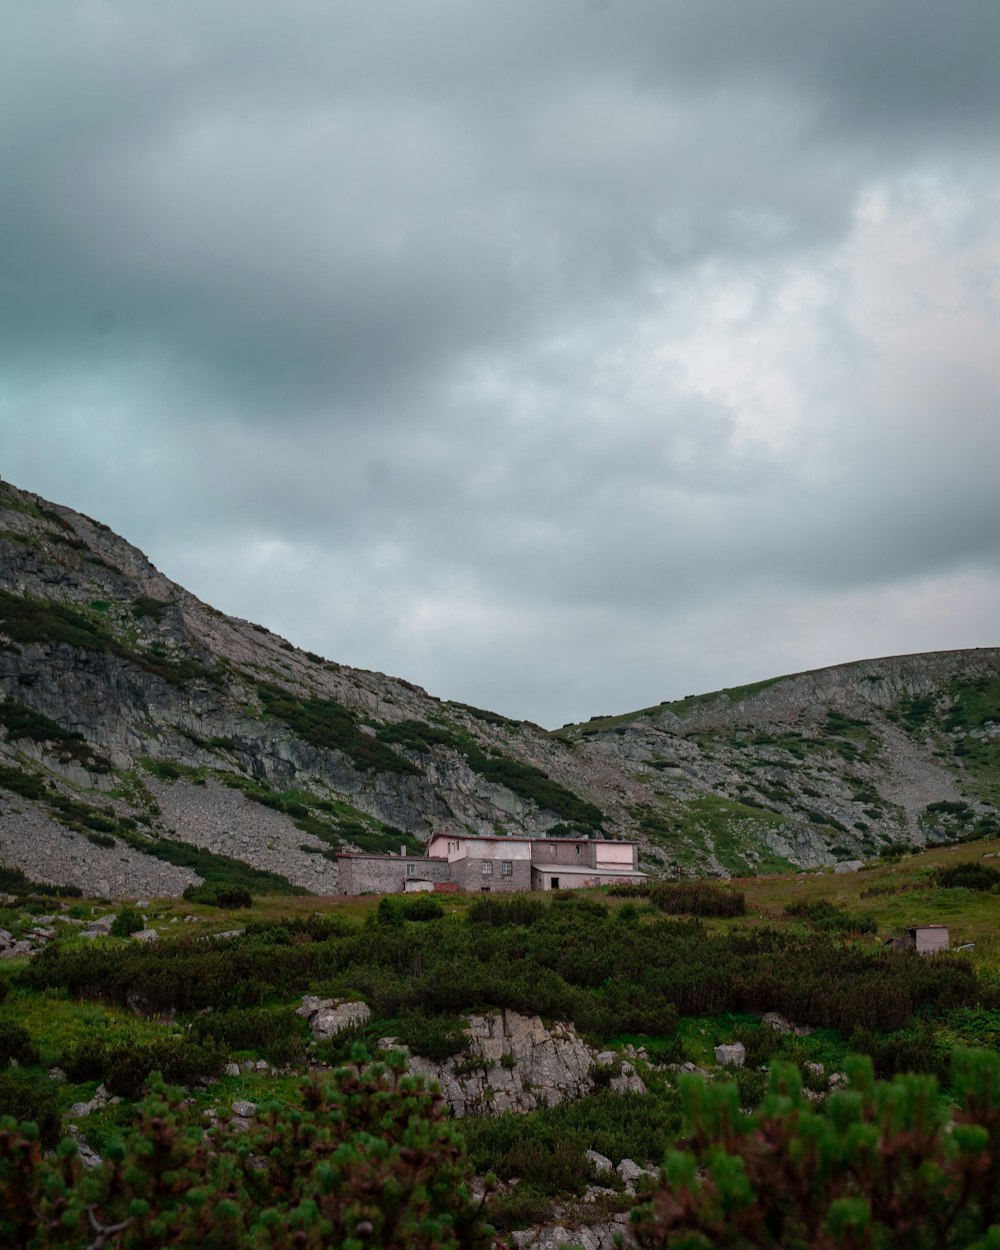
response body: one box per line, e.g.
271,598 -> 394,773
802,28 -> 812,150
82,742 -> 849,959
182,884 -> 253,909
401,896 -> 444,921
187,1006 -> 307,1065
0,1021 -> 39,1066
394,1008 -> 469,1062
633,1050 -> 1000,1250
0,1058 -> 494,1249
784,898 -> 877,934
849,1020 -> 948,1081
648,882 -> 746,917
241,913 -> 355,943
0,1070 -> 60,1147
551,892 -> 609,919
936,861 -> 1000,892
109,905 -> 145,938
466,895 -> 546,927
17,906 -> 990,1044
141,838 -> 302,896
0,863 -> 81,899
64,1033 -> 227,1096
465,1089 -> 681,1190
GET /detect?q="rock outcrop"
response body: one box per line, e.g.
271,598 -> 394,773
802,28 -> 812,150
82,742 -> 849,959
378,1009 -> 646,1116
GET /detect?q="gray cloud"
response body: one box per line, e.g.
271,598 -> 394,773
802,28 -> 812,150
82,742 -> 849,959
2,2 -> 1000,724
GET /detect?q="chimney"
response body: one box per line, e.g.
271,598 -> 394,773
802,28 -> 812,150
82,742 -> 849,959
400,844 -> 406,857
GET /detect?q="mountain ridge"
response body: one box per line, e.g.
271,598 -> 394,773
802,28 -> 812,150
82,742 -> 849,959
1,477 -> 997,896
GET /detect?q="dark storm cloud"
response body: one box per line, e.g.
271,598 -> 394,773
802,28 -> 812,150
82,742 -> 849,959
2,1 -> 1000,723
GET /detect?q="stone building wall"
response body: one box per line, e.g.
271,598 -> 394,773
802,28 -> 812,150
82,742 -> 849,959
452,855 -> 532,893
337,854 -> 450,894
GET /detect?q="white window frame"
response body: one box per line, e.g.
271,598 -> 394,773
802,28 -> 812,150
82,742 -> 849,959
501,860 -> 512,877
482,860 -> 493,876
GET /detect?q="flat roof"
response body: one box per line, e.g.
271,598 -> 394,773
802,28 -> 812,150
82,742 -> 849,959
433,833 -> 640,847
336,852 -> 447,861
429,833 -> 534,843
530,864 -> 647,878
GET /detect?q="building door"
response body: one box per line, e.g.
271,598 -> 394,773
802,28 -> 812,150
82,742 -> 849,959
551,877 -> 559,890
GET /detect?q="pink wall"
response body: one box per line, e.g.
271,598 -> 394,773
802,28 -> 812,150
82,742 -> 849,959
594,842 -> 635,867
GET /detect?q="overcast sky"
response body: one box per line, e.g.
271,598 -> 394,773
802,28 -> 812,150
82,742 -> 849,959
3,2 -> 1000,726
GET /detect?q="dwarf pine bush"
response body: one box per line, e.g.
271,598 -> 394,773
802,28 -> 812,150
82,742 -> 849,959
632,1049 -> 1000,1250
0,1055 -> 495,1249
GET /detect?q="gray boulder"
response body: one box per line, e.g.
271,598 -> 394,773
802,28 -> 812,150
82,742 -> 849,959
298,996 -> 371,1040
585,1149 -> 613,1177
714,1042 -> 746,1068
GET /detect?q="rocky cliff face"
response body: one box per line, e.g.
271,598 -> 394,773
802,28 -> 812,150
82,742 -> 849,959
0,478 -> 997,895
560,649 -> 1000,876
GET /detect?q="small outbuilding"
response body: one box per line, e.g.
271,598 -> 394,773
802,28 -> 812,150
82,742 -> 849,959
886,924 -> 950,954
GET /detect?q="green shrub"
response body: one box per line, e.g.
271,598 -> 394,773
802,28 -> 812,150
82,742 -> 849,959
0,1070 -> 60,1147
0,1059 -> 494,1249
0,862 -> 81,899
142,838 -> 302,896
187,1006 -> 307,1065
395,1008 -> 469,1062
466,895 -> 545,927
376,896 -> 405,928
633,1050 -> 1000,1250
849,1020 -> 948,1081
132,596 -> 170,622
109,905 -> 144,938
648,882 -> 746,917
0,1021 -> 39,1066
16,905 -> 989,1045
784,898 -> 877,934
0,589 -> 219,689
936,861 -> 1000,892
465,1089 -> 681,1191
64,1033 -> 227,1095
182,884 -> 253,909
401,895 -> 444,921
551,893 -> 608,919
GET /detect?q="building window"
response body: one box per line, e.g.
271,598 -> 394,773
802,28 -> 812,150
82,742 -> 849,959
482,861 -> 493,876
501,860 -> 512,876
406,863 -> 415,877
481,886 -> 491,892
575,845 -> 580,855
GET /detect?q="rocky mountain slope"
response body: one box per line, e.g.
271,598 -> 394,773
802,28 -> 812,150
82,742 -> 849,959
0,478 -> 997,895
